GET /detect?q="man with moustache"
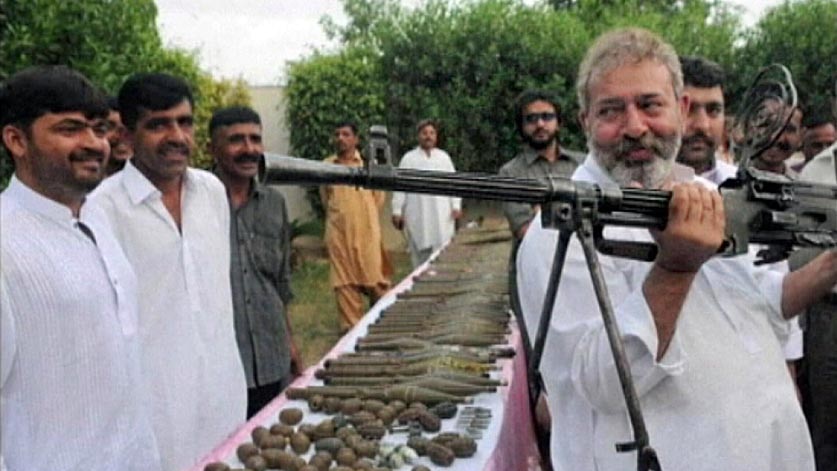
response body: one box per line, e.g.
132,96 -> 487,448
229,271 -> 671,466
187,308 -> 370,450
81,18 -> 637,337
517,28 -> 836,470
0,66 -> 161,471
499,89 -> 583,242
391,119 -> 462,267
209,106 -> 302,418
676,55 -> 804,379
753,103 -> 804,177
103,96 -> 132,176
800,109 -> 836,168
90,73 -> 246,470
321,122 -> 392,332
676,56 -> 737,184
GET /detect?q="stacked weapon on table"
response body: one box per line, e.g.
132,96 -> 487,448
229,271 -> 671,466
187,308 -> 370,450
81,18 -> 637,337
259,65 -> 836,471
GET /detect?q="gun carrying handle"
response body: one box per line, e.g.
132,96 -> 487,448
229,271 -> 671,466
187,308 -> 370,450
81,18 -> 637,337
593,226 -> 659,262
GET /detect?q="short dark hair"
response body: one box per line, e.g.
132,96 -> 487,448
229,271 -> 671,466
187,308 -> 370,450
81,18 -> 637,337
416,118 -> 438,134
802,105 -> 835,129
335,121 -> 358,135
680,56 -> 725,90
118,72 -> 193,130
514,89 -> 561,138
0,65 -> 109,131
0,66 -> 108,155
209,106 -> 261,137
107,95 -> 120,112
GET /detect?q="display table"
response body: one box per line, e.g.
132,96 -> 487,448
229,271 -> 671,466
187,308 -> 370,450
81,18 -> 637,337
189,229 -> 543,471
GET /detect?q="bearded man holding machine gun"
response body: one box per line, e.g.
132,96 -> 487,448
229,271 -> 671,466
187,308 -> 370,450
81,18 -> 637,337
517,27 -> 837,470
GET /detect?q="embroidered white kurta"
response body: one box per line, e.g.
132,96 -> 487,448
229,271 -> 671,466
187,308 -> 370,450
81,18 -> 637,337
391,147 -> 461,252
90,162 -> 246,470
517,155 -> 813,471
1,177 -> 160,471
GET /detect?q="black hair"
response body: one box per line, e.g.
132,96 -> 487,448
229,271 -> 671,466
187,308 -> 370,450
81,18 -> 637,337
0,65 -> 109,131
514,89 -> 561,138
209,106 -> 261,137
679,56 -> 725,90
107,95 -> 120,112
802,105 -> 835,129
335,121 -> 358,135
118,72 -> 193,130
416,118 -> 438,134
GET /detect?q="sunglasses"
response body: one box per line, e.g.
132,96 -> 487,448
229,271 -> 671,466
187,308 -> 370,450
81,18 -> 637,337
523,112 -> 557,124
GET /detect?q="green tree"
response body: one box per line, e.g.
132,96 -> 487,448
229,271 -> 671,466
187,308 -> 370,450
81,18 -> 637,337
299,0 -> 740,174
0,0 -> 250,184
734,0 -> 837,113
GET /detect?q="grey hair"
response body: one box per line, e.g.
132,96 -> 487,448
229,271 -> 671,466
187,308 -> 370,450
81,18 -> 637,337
576,27 -> 683,113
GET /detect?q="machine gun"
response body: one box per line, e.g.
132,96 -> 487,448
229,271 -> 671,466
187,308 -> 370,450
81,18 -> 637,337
259,65 -> 836,471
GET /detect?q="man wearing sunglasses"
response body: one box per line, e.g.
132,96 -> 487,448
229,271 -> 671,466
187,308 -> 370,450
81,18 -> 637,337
499,89 -> 583,242
498,89 -> 583,462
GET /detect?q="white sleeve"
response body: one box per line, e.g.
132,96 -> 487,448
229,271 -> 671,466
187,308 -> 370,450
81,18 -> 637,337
1,276 -> 17,390
517,218 -> 684,413
441,152 -> 462,211
391,154 -> 410,216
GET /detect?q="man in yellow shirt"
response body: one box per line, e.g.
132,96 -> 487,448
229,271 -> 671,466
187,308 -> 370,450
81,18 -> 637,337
321,122 -> 393,332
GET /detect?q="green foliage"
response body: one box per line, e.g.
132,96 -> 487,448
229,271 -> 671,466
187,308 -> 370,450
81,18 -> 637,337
291,0 -> 742,174
0,0 -> 251,184
733,0 -> 837,113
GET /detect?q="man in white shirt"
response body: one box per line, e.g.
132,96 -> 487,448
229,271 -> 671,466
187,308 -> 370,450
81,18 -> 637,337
392,119 -> 462,267
677,55 -> 803,383
89,73 -> 246,470
0,65 -> 160,471
517,27 -> 836,470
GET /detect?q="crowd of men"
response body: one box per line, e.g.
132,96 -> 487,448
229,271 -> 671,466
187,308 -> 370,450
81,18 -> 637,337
1,25 -> 836,471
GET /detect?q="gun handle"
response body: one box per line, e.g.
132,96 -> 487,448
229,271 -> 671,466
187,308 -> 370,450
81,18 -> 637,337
594,226 -> 659,262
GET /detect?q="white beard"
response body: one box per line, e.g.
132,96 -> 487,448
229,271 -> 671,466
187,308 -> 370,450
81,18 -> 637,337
588,131 -> 681,189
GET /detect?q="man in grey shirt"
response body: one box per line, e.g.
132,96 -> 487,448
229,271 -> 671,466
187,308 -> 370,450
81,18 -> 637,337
499,89 -> 582,242
210,106 -> 301,418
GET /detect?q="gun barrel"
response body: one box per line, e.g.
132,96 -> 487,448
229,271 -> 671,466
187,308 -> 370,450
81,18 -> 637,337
260,153 -> 670,223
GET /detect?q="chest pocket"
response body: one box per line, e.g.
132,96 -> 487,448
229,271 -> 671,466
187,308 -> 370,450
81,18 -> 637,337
246,212 -> 286,282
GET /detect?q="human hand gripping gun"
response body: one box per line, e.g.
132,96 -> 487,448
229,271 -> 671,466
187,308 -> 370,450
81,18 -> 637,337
259,66 -> 836,471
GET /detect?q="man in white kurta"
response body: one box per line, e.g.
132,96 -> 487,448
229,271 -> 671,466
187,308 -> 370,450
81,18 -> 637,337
515,28 -> 833,470
392,120 -> 462,267
0,65 -> 160,471
89,73 -> 246,470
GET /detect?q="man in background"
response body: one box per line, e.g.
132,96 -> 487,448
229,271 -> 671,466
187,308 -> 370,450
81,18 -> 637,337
676,55 -> 737,184
518,27 -> 835,470
321,122 -> 392,332
1,65 -> 160,471
676,55 -> 804,378
104,96 -> 132,175
392,119 -> 462,267
209,106 -> 302,418
800,108 -> 836,169
90,72 -> 246,470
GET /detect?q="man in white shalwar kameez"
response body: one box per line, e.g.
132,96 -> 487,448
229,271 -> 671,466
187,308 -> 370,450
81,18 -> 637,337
392,119 -> 462,267
516,28 -> 836,471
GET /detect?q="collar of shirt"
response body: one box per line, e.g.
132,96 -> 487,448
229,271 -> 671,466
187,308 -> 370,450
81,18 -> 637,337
3,175 -> 87,227
521,146 -> 576,166
332,150 -> 363,165
122,159 -> 195,204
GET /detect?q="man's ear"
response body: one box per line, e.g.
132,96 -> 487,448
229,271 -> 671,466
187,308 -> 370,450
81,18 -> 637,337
678,93 -> 691,132
578,109 -> 589,134
2,124 -> 28,160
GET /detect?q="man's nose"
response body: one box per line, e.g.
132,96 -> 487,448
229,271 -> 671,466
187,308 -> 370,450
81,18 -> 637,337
624,105 -> 649,138
690,107 -> 710,133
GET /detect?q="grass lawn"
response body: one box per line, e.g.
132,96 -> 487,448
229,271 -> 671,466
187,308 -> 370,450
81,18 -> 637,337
287,251 -> 413,368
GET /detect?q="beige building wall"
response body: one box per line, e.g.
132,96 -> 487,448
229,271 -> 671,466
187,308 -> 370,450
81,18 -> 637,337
248,85 -> 315,224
